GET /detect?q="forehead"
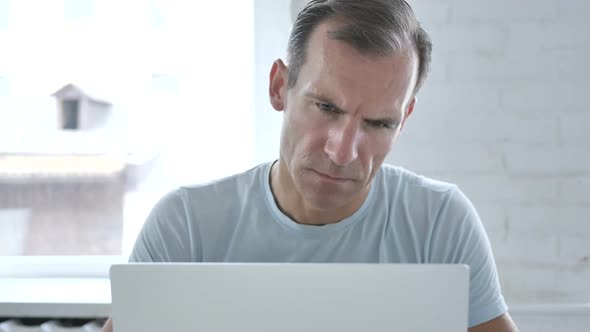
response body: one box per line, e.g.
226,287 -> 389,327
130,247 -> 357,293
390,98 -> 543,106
296,20 -> 418,112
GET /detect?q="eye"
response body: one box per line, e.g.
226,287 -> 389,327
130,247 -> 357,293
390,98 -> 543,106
366,120 -> 392,129
316,102 -> 337,113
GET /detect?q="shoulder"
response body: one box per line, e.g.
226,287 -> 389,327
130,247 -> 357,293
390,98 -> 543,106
144,162 -> 270,228
377,164 -> 479,237
378,164 -> 459,204
179,162 -> 269,202
130,162 -> 272,262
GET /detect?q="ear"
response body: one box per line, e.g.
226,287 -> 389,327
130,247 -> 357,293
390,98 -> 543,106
269,59 -> 289,112
399,96 -> 416,131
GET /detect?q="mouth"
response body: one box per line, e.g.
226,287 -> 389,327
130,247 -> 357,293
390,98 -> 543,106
310,169 -> 351,182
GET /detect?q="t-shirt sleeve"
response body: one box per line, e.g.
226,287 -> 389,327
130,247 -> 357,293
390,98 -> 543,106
128,188 -> 201,263
428,186 -> 508,328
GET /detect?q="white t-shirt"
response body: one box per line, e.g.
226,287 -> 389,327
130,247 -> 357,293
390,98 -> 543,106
130,161 -> 508,327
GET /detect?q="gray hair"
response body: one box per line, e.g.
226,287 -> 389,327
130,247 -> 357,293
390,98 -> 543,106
287,0 -> 432,95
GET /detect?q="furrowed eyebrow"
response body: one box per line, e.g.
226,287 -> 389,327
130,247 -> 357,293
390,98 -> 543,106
304,92 -> 346,112
365,117 -> 400,127
304,91 -> 401,127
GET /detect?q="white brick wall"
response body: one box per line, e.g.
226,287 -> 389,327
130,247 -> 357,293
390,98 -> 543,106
277,2 -> 589,325
445,176 -> 559,205
560,237 -> 590,263
507,207 -> 590,239
400,112 -> 560,144
504,145 -> 590,176
449,0 -> 559,23
392,142 -> 504,174
413,81 -> 501,113
558,177 -> 590,204
505,23 -> 590,51
392,0 -> 590,306
497,262 -> 560,299
501,81 -> 590,111
560,111 -> 590,143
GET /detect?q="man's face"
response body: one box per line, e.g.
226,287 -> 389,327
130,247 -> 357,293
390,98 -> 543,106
270,21 -> 418,213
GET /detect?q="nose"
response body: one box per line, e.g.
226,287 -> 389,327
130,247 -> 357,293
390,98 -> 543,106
324,119 -> 360,166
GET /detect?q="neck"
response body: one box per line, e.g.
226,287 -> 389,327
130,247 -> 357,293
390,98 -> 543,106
269,159 -> 369,225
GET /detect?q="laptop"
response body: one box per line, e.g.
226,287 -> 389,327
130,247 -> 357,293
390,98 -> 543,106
110,263 -> 469,332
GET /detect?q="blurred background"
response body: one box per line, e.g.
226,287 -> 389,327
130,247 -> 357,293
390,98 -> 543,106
0,0 -> 256,257
0,0 -> 588,330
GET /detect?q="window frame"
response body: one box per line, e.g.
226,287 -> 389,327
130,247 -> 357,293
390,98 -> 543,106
0,0 -> 280,277
0,255 -> 127,278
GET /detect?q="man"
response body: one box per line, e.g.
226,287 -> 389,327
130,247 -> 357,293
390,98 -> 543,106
103,0 -> 519,331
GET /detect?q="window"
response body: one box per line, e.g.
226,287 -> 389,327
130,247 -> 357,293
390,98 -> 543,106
0,76 -> 9,96
0,0 -> 8,31
61,99 -> 79,130
0,0 -> 258,269
63,0 -> 94,21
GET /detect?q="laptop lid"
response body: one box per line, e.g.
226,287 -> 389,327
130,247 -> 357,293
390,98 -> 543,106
110,263 -> 469,332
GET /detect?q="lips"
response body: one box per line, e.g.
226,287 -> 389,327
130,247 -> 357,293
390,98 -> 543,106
311,169 -> 350,181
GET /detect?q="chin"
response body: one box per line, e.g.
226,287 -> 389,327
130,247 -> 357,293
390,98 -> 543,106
291,164 -> 368,209
300,181 -> 360,211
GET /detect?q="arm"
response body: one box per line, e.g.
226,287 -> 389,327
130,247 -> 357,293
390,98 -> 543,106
429,187 -> 517,329
469,313 -> 519,332
101,318 -> 113,332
